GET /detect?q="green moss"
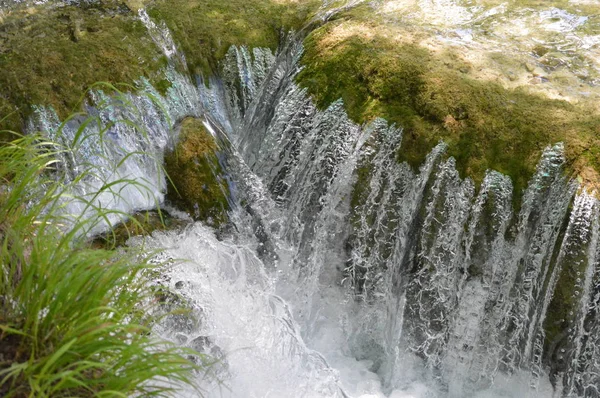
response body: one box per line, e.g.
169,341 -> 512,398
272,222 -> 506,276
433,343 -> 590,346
154,78 -> 173,97
0,0 -> 320,130
90,210 -> 188,249
297,18 -> 600,203
0,3 -> 168,131
164,117 -> 229,226
146,0 -> 320,77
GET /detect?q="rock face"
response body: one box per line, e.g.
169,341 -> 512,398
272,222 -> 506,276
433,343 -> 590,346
164,117 -> 229,226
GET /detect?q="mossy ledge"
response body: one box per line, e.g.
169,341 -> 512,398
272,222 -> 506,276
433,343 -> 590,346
0,0 -> 320,137
296,8 -> 600,202
146,0 -> 320,78
0,1 -> 167,136
90,209 -> 189,249
164,117 -> 229,226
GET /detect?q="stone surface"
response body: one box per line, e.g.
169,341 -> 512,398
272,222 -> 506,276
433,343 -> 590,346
164,117 -> 230,226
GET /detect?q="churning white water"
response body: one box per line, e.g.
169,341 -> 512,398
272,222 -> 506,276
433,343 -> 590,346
133,159 -> 557,398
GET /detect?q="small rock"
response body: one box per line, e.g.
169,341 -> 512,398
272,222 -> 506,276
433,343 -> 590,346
532,44 -> 549,57
524,63 -> 535,72
532,67 -> 546,77
175,333 -> 188,344
69,20 -> 83,42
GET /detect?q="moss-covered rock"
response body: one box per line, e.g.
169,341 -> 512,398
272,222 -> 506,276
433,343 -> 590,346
297,6 -> 600,202
146,0 -> 320,77
90,209 -> 188,249
164,117 -> 229,226
0,2 -> 168,136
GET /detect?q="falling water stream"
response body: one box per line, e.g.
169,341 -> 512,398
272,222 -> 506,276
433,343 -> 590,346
21,3 -> 600,397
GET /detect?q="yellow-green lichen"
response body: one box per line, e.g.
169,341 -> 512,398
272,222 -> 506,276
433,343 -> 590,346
164,117 -> 229,226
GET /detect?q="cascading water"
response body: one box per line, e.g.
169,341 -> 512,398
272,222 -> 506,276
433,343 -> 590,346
21,6 -> 600,398
169,35 -> 600,396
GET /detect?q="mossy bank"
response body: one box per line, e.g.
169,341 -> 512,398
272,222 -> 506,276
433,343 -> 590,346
146,0 -> 320,77
297,2 -> 600,201
0,0 -> 320,136
164,117 -> 229,226
0,1 -> 167,135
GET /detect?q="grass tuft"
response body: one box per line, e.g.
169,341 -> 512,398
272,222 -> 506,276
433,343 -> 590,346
0,123 -> 200,396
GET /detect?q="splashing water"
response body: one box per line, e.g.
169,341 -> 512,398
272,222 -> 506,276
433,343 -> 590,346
21,6 -> 600,397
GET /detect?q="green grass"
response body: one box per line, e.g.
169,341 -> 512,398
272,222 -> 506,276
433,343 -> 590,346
0,119 -> 201,396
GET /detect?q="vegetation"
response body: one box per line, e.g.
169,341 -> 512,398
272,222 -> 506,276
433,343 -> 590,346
0,1 -> 168,135
0,128 -> 200,396
91,210 -> 189,249
297,6 -> 600,200
146,0 -> 320,77
164,117 -> 229,226
0,0 -> 320,137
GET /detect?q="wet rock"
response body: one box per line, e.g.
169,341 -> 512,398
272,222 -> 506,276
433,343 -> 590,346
164,312 -> 199,335
164,117 -> 230,226
175,333 -> 188,344
532,44 -> 549,57
69,19 -> 83,42
188,335 -> 228,376
89,210 -> 188,249
524,62 -> 536,72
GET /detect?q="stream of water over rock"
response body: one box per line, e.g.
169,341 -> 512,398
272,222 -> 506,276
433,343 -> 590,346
23,3 -> 600,397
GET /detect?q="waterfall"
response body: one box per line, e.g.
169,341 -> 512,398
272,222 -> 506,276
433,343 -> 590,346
191,39 -> 600,397
18,8 -> 600,397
